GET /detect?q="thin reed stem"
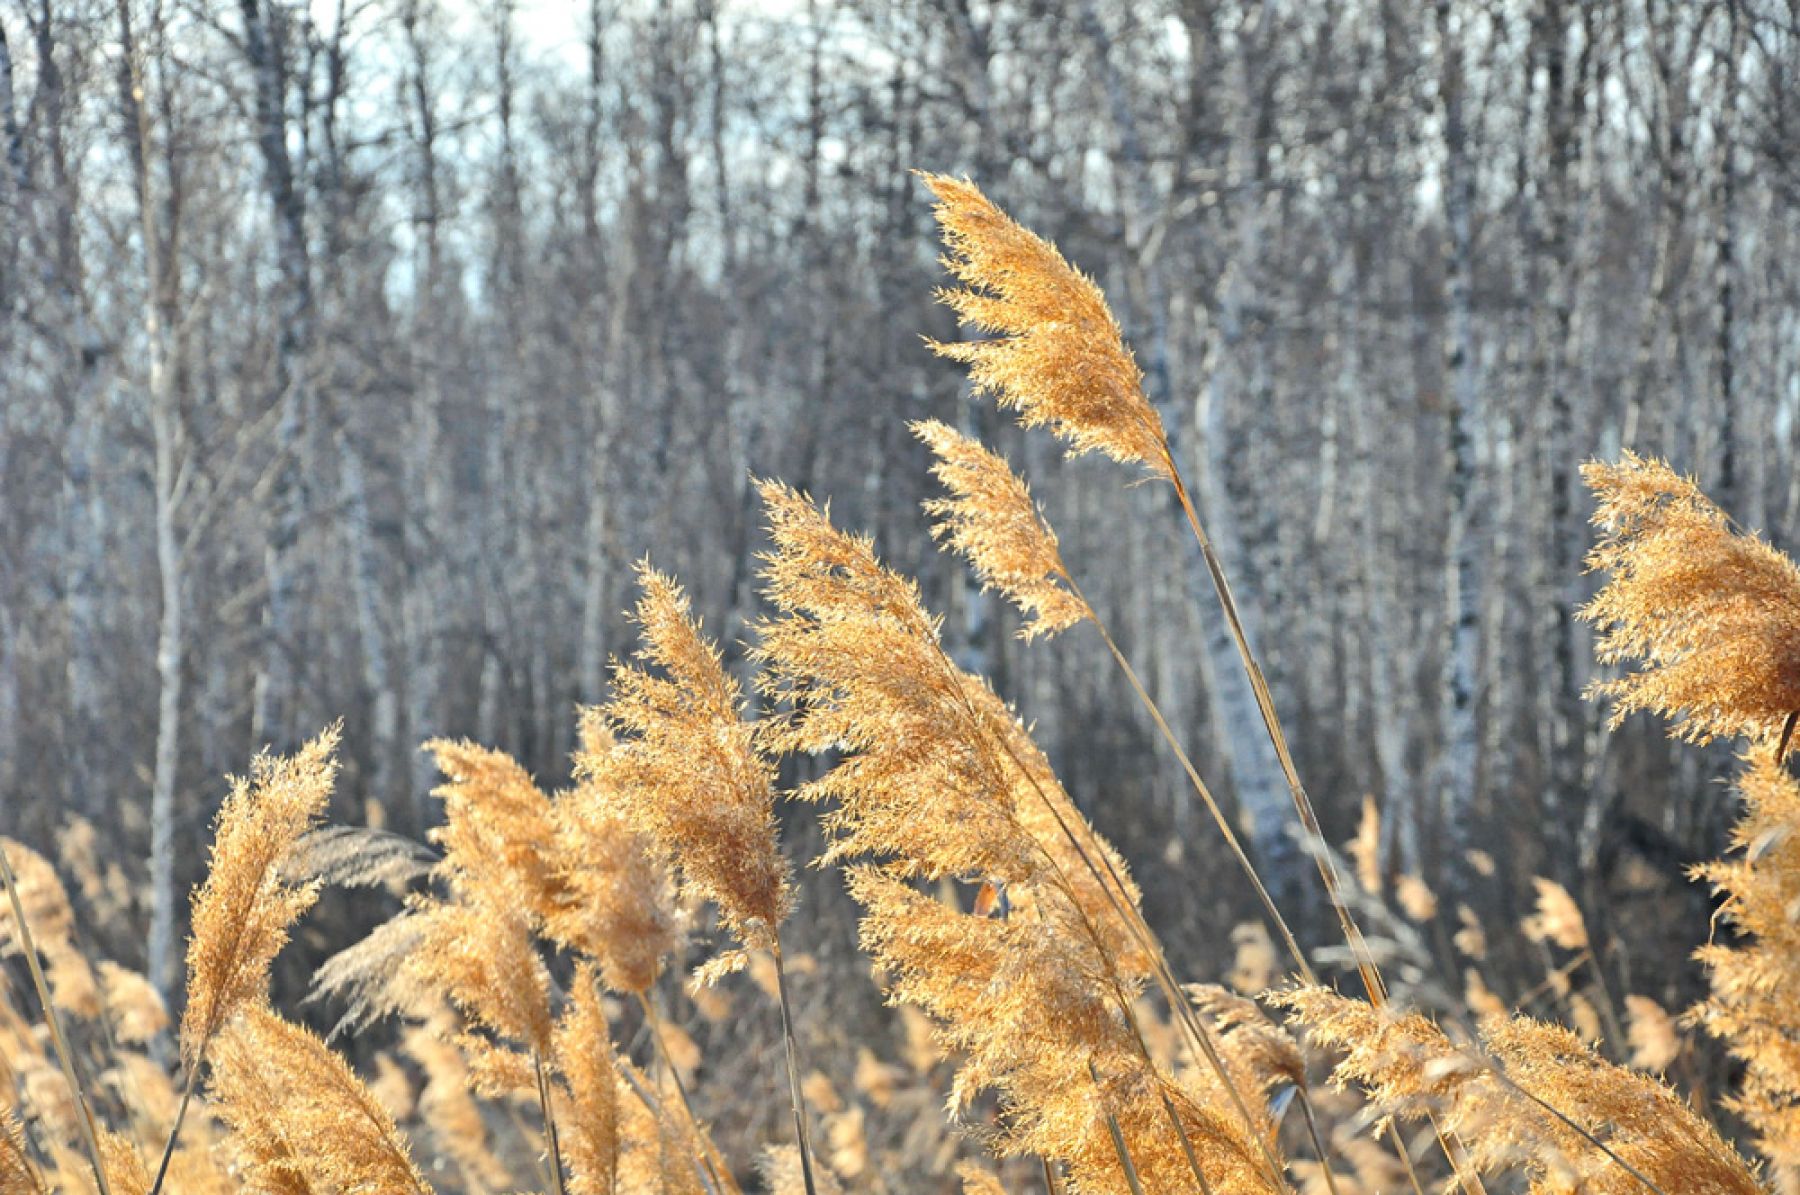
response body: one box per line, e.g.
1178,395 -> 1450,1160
1165,462 -> 1385,1006
938,643 -> 1288,1189
1160,1086 -> 1216,1195
1088,1059 -> 1147,1195
770,942 -> 819,1195
1041,1157 -> 1062,1194
0,844 -> 113,1195
147,1061 -> 199,1195
1391,1127 -> 1428,1195
533,1049 -> 569,1195
1294,1088 -> 1342,1195
1584,945 -> 1629,1059
1160,457 -> 1500,1195
1067,573 -> 1315,986
930,638 -> 1286,1189
636,991 -> 732,1194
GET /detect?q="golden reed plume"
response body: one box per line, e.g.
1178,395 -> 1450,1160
923,174 -> 1170,477
210,1005 -> 432,1194
1279,985 -> 1760,1194
547,722 -> 680,996
752,479 -> 1139,964
582,560 -> 811,1192
411,740 -> 558,1089
181,725 -> 340,1068
579,561 -> 792,974
554,964 -> 621,1195
1583,452 -> 1800,751
1692,755 -> 1800,1182
755,480 -> 1282,1192
911,418 -> 1093,640
0,1106 -> 44,1195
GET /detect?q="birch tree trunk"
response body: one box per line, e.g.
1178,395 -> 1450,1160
117,0 -> 187,1003
400,0 -> 445,824
1431,0 -> 1484,869
239,0 -> 314,754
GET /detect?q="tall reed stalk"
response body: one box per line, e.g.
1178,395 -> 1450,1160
0,846 -> 112,1195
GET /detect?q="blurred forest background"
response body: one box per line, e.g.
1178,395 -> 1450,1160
2,0 -> 1797,1151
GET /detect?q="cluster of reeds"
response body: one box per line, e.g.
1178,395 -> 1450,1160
1,176 -> 1797,1195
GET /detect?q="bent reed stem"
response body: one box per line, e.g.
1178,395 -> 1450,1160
533,1049 -> 569,1195
1066,572 -> 1315,987
771,941 -> 820,1195
147,1059 -> 200,1195
1160,449 -> 1492,1195
636,990 -> 733,1194
0,843 -> 113,1195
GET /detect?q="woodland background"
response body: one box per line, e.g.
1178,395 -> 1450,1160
2,0 -> 1795,1146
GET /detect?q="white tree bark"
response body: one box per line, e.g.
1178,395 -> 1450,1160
1431,0 -> 1484,865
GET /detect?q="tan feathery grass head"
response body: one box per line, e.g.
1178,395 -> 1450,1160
97,1129 -> 150,1195
0,838 -> 98,1020
957,1163 -> 1007,1195
848,868 -> 1269,1193
211,1005 -> 432,1195
182,725 -> 339,1067
97,963 -> 168,1046
408,897 -> 553,1074
753,477 -> 1043,884
1186,985 -> 1305,1103
1691,754 -> 1800,1178
548,722 -> 681,994
422,738 -> 560,916
1279,985 -> 1762,1194
754,480 -> 1142,972
403,1010 -> 512,1190
922,174 -> 1170,478
760,1145 -> 846,1195
579,561 -> 791,965
753,474 -> 984,881
0,1105 -> 43,1195
1583,452 -> 1800,747
1522,877 -> 1589,952
555,965 -> 620,1195
912,419 -> 1092,640
614,1057 -> 711,1195
1623,996 -> 1680,1073
0,841 -> 75,956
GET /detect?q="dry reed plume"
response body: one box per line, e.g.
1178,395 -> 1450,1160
180,725 -> 340,1068
1583,451 -> 1800,750
911,419 -> 1092,641
1277,985 -> 1760,1194
923,174 -> 1170,477
578,561 -> 792,982
1691,756 -> 1800,1183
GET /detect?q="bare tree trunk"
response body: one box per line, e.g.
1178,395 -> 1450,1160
1714,0 -> 1747,522
118,0 -> 187,1003
1431,0 -> 1483,870
239,0 -> 314,754
400,0 -> 445,824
